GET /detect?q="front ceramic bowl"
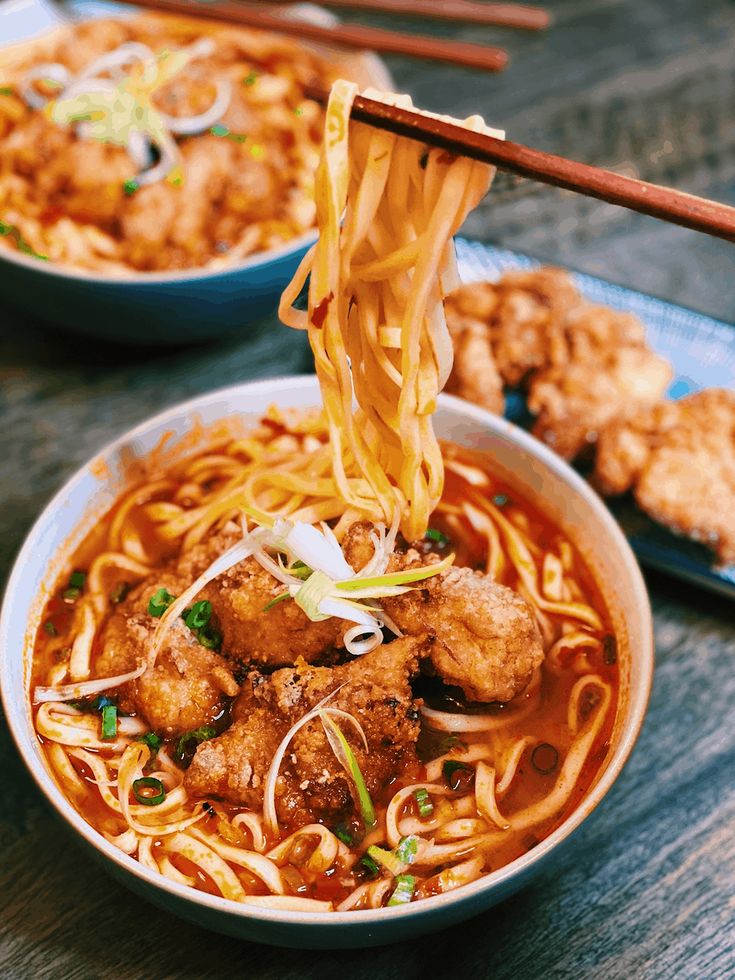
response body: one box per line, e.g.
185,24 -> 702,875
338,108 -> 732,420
0,376 -> 653,948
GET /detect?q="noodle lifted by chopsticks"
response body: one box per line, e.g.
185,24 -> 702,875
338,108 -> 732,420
279,80 -> 503,540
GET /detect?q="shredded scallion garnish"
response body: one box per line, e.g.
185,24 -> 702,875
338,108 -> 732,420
320,712 -> 376,828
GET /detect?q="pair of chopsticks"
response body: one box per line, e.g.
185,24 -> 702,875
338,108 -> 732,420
134,0 -> 550,72
129,0 -> 735,242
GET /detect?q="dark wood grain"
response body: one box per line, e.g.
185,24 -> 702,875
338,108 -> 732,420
1,1 -> 734,978
130,0 -> 509,71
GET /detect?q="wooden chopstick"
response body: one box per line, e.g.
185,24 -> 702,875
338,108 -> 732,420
129,0 -> 509,71
276,0 -> 551,31
313,89 -> 735,243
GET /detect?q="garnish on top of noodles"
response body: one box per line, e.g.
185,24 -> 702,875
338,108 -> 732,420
28,38 -> 231,187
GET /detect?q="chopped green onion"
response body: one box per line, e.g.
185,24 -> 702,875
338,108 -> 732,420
137,732 -> 163,758
148,587 -> 175,617
196,625 -> 222,651
359,853 -> 380,878
0,86 -> 13,96
62,587 -> 81,602
183,600 -> 212,630
210,123 -> 229,137
263,591 -> 290,612
394,835 -> 420,865
413,788 -> 434,818
100,704 -> 118,741
243,70 -> 258,86
290,561 -> 312,580
43,621 -> 57,637
332,825 -> 353,846
387,873 -> 416,906
122,178 -> 139,196
174,725 -> 217,768
493,494 -> 509,507
367,844 -> 405,877
69,570 -> 86,589
320,712 -> 376,827
443,760 -> 475,791
132,776 -> 166,806
293,106 -> 304,117
110,582 -> 130,604
0,220 -> 47,260
425,528 -> 448,545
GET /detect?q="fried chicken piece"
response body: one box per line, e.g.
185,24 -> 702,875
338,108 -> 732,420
184,637 -> 424,827
528,337 -> 673,460
342,522 -> 544,703
595,389 -> 735,564
445,313 -> 504,413
96,570 -> 237,737
445,270 -> 672,462
446,268 -> 580,387
95,526 -> 347,732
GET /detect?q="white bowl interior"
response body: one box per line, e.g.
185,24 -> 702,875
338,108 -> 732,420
0,376 -> 653,933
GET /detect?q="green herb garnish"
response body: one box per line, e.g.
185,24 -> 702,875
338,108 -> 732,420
493,494 -> 509,507
43,621 -> 57,637
132,776 -> 166,806
263,591 -> 290,612
333,825 -> 353,846
425,528 -> 449,546
0,86 -> 14,96
0,220 -> 48,260
174,725 -> 217,769
413,787 -> 433,818
100,704 -> 118,741
196,625 -> 222,650
359,853 -> 380,878
442,759 -> 474,790
122,178 -> 139,196
148,587 -> 175,617
183,600 -> 212,631
394,835 -> 420,865
137,731 -> 163,758
243,70 -> 258,86
387,873 -> 416,906
62,587 -> 81,603
69,570 -> 86,589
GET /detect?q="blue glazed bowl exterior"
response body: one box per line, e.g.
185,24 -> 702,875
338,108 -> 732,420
0,236 -> 313,344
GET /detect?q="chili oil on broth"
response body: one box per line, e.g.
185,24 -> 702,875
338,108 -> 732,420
29,413 -> 619,912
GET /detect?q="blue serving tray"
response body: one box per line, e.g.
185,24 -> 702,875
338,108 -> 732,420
454,238 -> 735,599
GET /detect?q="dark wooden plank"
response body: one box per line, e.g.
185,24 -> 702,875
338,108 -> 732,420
1,0 -> 734,977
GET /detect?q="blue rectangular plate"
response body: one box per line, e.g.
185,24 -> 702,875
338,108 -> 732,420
454,238 -> 735,599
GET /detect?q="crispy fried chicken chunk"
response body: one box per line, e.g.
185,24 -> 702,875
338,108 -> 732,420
343,522 -> 544,703
97,572 -> 237,737
445,269 -> 672,461
184,637 -> 424,827
594,388 -> 735,564
96,527 -> 345,733
446,268 -> 580,386
445,313 -> 504,413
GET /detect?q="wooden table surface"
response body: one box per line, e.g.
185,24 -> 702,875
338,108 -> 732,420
1,1 -> 734,977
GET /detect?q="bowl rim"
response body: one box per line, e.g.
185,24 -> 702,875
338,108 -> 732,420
0,374 -> 654,928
